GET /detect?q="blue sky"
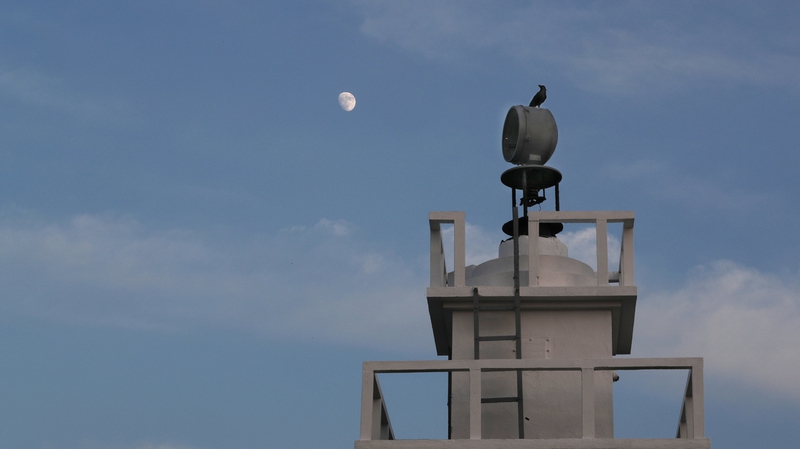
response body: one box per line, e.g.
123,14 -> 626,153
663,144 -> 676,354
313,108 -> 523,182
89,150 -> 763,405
1,1 -> 799,448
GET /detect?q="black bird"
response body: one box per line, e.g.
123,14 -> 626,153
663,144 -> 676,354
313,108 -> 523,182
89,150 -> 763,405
529,85 -> 546,108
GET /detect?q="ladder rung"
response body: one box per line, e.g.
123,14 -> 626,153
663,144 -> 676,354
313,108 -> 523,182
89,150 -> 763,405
477,335 -> 517,342
482,396 -> 520,404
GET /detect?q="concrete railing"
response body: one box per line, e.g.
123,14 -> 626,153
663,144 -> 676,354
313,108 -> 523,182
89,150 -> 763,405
429,211 -> 465,288
364,371 -> 395,441
360,357 -> 703,442
429,211 -> 635,288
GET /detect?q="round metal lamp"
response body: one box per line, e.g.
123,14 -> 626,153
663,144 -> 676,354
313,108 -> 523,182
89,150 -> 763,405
501,106 -> 558,165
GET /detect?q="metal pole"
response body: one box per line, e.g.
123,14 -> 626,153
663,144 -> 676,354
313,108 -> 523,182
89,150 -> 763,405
512,181 -> 525,440
555,182 -> 560,211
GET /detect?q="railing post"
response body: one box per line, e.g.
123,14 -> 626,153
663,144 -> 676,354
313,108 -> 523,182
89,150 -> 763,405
429,212 -> 466,287
581,367 -> 596,438
360,365 -> 374,440
595,219 -> 608,286
453,212 -> 466,287
469,367 -> 482,439
692,360 -> 705,438
620,221 -> 635,286
429,217 -> 445,287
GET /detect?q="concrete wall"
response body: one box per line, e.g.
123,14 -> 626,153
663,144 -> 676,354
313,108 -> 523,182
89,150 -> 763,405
449,309 -> 615,439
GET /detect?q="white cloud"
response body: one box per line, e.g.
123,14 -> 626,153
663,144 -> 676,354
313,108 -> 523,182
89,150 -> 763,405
558,226 -> 621,271
314,217 -> 354,237
351,1 -> 800,95
636,260 -> 800,401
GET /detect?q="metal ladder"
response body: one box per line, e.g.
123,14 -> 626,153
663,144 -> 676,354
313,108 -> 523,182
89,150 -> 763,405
471,185 -> 526,439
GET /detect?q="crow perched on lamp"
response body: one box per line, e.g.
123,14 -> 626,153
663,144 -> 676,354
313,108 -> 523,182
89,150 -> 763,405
529,85 -> 547,108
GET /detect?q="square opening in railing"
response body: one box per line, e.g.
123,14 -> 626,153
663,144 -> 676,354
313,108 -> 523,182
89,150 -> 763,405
612,368 -> 690,438
376,372 -> 449,440
440,222 -> 507,269
557,223 -> 621,274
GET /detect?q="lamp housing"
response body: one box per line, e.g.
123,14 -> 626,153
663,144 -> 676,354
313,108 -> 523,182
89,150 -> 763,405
502,106 -> 558,165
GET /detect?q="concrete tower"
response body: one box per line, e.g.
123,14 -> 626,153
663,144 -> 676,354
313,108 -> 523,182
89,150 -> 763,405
357,103 -> 710,449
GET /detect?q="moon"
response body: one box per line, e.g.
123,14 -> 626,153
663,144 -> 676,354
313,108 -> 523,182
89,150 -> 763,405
338,92 -> 356,111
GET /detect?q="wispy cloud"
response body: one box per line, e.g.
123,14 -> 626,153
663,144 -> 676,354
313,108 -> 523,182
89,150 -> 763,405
0,64 -> 132,123
600,159 -> 775,214
0,212 -> 431,351
351,1 -> 800,95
